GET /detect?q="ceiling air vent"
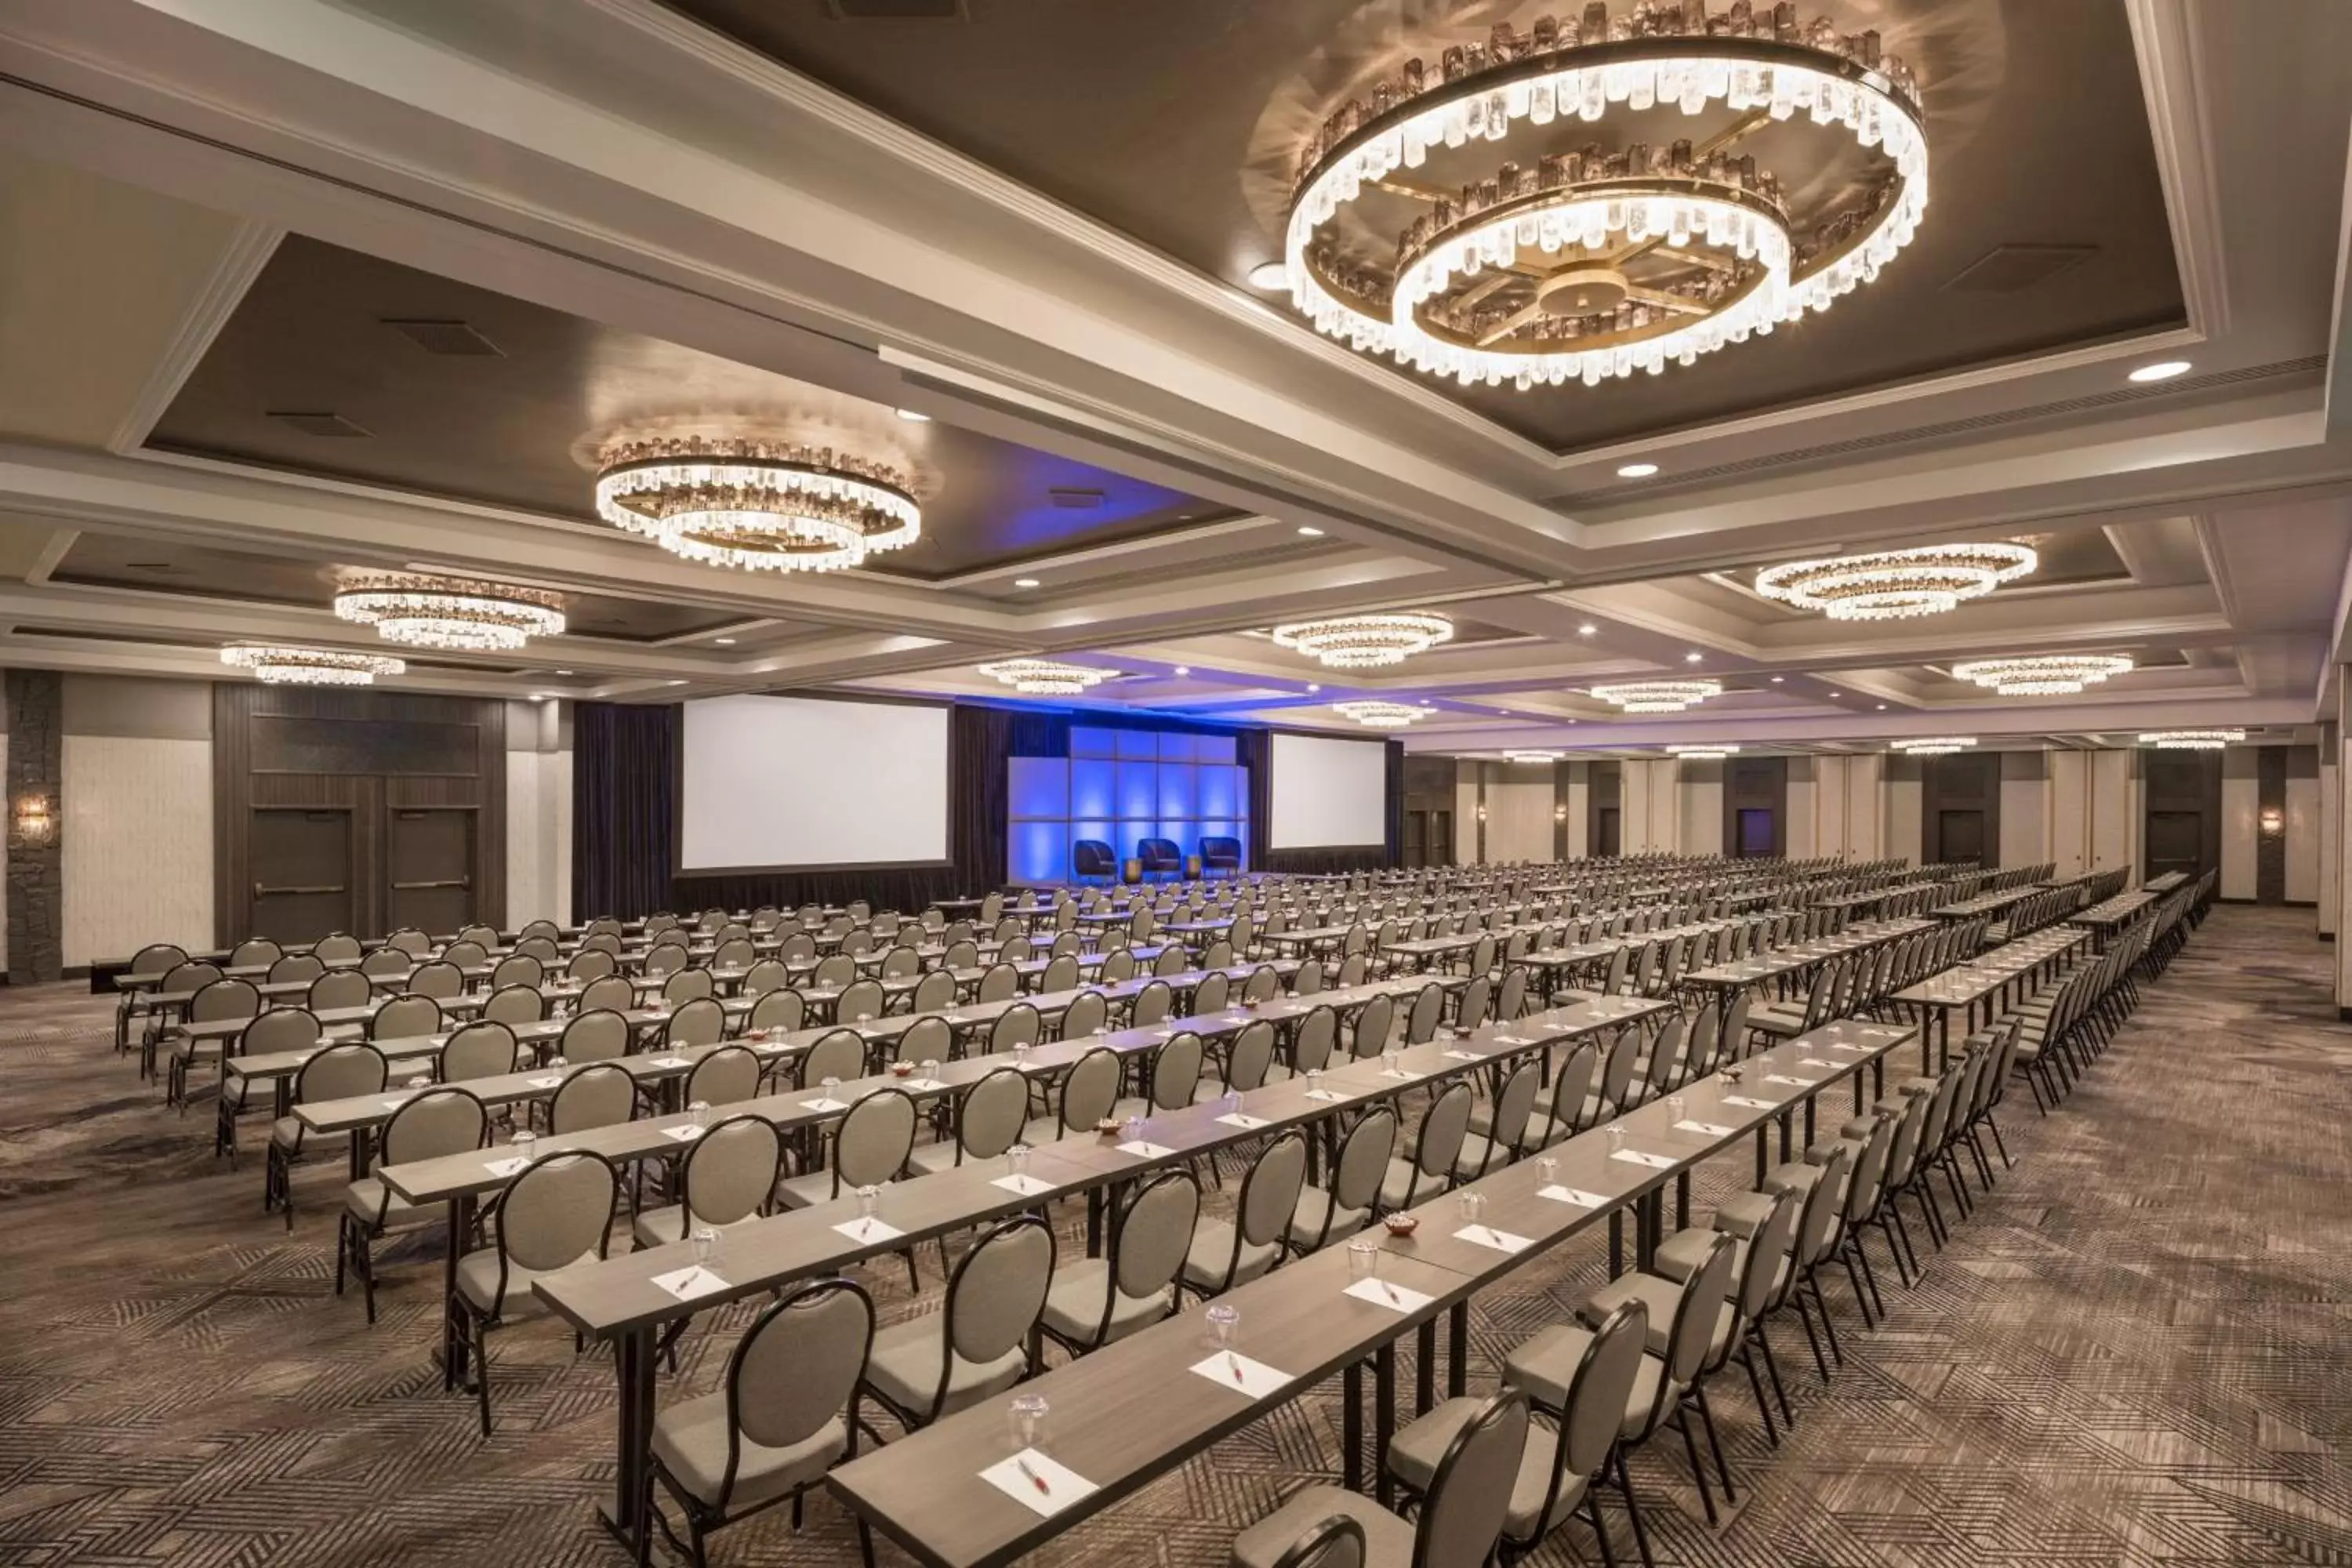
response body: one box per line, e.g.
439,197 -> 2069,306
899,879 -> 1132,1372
1944,245 -> 2096,295
266,411 -> 372,438
1047,488 -> 1105,510
383,318 -> 505,357
823,0 -> 964,17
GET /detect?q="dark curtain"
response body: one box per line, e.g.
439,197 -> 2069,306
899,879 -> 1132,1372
1385,739 -> 1405,865
951,703 -> 1014,893
1239,728 -> 1272,873
1265,845 -> 1393,874
572,701 -> 679,921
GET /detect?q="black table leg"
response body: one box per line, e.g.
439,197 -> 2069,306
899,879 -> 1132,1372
598,1323 -> 655,1545
1755,1126 -> 1769,1185
1637,1190 -> 1659,1272
441,1192 -> 475,1388
1778,1109 -> 1792,1164
1416,1322 -> 1436,1414
1375,1343 -> 1397,1508
1447,1302 -> 1468,1399
1609,1210 -> 1623,1277
1086,1186 -> 1103,1257
1343,1360 -> 1365,1493
1675,1171 -> 1689,1231
1803,1095 -> 1816,1149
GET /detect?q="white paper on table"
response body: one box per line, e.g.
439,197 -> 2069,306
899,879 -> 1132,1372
899,1077 -> 948,1093
1377,1068 -> 1422,1081
1189,1352 -> 1292,1399
1762,1073 -> 1820,1087
1343,1276 -> 1434,1314
978,1449 -> 1097,1518
648,1056 -> 688,1069
1722,1094 -> 1782,1111
991,1173 -> 1055,1197
378,1096 -> 412,1111
833,1217 -> 906,1244
1116,1139 -> 1177,1160
649,1265 -> 730,1302
1451,1224 -> 1534,1254
526,1074 -> 562,1089
1302,1087 -> 1351,1103
1441,1048 -> 1482,1062
484,1155 -> 530,1177
662,1124 -> 704,1142
1214,1112 -> 1269,1131
1673,1119 -> 1739,1138
1799,1058 -> 1838,1069
1609,1147 -> 1677,1171
1538,1185 -> 1612,1209
1825,1041 -> 1867,1054
1492,1035 -> 1531,1047
800,1097 -> 851,1112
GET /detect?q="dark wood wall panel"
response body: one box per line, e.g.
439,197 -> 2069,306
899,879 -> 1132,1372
1722,756 -> 1788,857
1922,751 -> 2002,867
214,684 -> 504,942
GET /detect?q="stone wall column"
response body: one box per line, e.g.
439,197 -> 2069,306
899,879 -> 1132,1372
7,670 -> 61,984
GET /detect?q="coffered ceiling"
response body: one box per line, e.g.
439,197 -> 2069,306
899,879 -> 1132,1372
0,0 -> 2344,760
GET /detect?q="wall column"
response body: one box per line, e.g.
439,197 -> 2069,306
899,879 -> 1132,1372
2319,722 -> 2338,942
7,670 -> 62,984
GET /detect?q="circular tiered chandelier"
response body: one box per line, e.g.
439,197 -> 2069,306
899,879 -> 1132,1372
1951,655 -> 2133,696
220,645 -> 405,687
1892,735 -> 1974,757
1271,612 -> 1454,668
1334,700 -> 1427,728
976,659 -> 1116,696
332,572 -> 565,652
1755,543 -> 2036,620
1279,5 -> 1926,390
2140,729 -> 2242,750
594,437 -> 920,573
1589,679 -> 1720,713
1665,742 -> 1737,758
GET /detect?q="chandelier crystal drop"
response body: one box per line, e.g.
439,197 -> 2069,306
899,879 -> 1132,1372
332,572 -> 565,652
975,659 -> 1116,696
1950,654 -> 2133,696
1334,700 -> 1428,728
1280,2 -> 1928,390
594,437 -> 920,573
1589,679 -> 1721,713
1665,742 -> 1738,758
1892,735 -> 1975,757
220,644 -> 405,687
1754,543 -> 2037,620
1271,612 -> 1455,669
2139,729 -> 2243,750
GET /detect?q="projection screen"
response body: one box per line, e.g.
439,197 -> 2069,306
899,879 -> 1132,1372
678,694 -> 949,871
1269,732 -> 1388,848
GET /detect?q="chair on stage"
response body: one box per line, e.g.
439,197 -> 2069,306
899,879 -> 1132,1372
1137,837 -> 1183,880
1200,836 -> 1243,879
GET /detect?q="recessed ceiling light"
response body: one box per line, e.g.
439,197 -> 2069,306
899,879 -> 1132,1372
714,637 -> 736,645
1173,665 -> 1190,677
1013,577 -> 1041,589
1829,690 -> 1842,698
1617,462 -> 1661,478
528,692 -> 549,702
2128,360 -> 2191,383
1247,261 -> 1289,290
1308,683 -> 1321,692
895,408 -> 931,422
1876,702 -> 1888,710
1684,652 -> 1704,664
1298,525 -> 1325,537
555,669 -> 574,676
667,680 -> 688,687
1577,623 -> 1597,637
1769,675 -> 1784,683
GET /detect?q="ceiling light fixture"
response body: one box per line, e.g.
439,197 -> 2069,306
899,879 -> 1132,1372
1666,743 -> 1738,759
1298,525 -> 1327,536
2127,360 -> 2191,383
1013,578 -> 1042,590
1951,654 -> 2134,696
1588,679 -> 1721,714
1272,611 -> 1455,669
1893,735 -> 1975,757
1755,542 -> 2037,620
976,659 -> 1116,696
1684,651 -> 1704,663
1334,699 -> 1426,728
1173,665 -> 1191,677
1503,750 -> 1560,764
894,408 -> 931,422
1277,9 -> 1926,391
2139,728 -> 2243,750
220,644 -> 404,687
1577,623 -> 1598,637
332,572 -> 564,652
714,637 -> 737,646
1769,675 -> 1784,683
1617,463 -> 1660,478
1247,260 -> 1290,289
594,437 -> 919,573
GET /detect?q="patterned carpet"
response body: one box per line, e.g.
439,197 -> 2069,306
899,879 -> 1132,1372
1,906 -> 2347,1568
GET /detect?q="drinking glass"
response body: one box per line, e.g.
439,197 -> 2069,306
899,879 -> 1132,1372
1537,1156 -> 1559,1185
690,1224 -> 719,1269
857,1184 -> 880,1222
1009,1392 -> 1050,1449
1305,1067 -> 1323,1095
1456,1190 -> 1486,1226
405,1074 -> 430,1091
1205,1302 -> 1240,1348
1006,1144 -> 1032,1180
1667,1094 -> 1686,1122
1383,1048 -> 1401,1075
1606,1122 -> 1627,1152
1122,1114 -> 1146,1142
549,1055 -> 568,1071
688,1099 -> 710,1130
821,1076 -> 840,1102
510,1128 -> 537,1163
1345,1239 -> 1380,1281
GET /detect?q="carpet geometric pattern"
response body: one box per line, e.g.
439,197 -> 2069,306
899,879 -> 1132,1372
1,906 -> 2347,1567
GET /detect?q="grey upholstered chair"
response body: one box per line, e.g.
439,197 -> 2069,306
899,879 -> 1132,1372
1038,1168 -> 1199,1356
1287,1105 -> 1396,1255
908,1067 -> 1026,1176
861,1214 -> 1051,1431
266,1042 -> 387,1229
439,1022 -> 519,1083
215,1006 -> 319,1160
1378,1081 -> 1472,1213
338,1086 -> 488,1323
546,1062 -> 636,1134
683,1044 -> 760,1108
482,984 -> 545,1027
1181,1131 -> 1308,1297
451,1149 -> 620,1435
559,1007 -> 630,1064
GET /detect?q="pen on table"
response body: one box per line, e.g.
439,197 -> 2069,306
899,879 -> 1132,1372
1014,1457 -> 1051,1496
1228,1352 -> 1246,1385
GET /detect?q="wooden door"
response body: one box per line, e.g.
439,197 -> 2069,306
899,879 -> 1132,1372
1402,809 -> 1429,869
385,806 -> 476,934
1736,808 -> 1777,857
1595,808 -> 1621,858
2145,810 -> 2202,880
1936,808 -> 1987,866
249,808 -> 354,942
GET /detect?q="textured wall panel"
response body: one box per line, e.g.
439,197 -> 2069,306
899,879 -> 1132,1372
63,735 -> 212,967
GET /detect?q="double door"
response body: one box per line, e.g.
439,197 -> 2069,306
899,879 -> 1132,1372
245,791 -> 479,942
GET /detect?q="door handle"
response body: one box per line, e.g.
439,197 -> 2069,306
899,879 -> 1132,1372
255,883 -> 345,897
391,877 -> 472,891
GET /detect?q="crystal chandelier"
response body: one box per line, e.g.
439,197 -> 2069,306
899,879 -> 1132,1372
1279,4 -> 1926,391
1666,742 -> 1737,758
1590,679 -> 1720,713
595,437 -> 920,573
1271,612 -> 1454,669
2139,729 -> 2242,750
332,572 -> 565,652
976,659 -> 1116,696
1951,655 -> 2133,696
1755,543 -> 2037,620
1502,750 -> 1561,763
1893,736 -> 1974,757
1334,700 -> 1426,728
220,644 -> 405,687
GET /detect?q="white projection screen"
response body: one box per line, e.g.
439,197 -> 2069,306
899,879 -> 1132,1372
679,695 -> 949,872
1269,732 -> 1388,848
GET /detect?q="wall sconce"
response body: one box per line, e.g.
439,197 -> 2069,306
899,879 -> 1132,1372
1475,804 -> 1488,822
14,795 -> 52,844
1553,804 -> 1567,822
2258,806 -> 2284,835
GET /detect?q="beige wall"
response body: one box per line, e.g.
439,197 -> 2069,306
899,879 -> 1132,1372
60,676 -> 213,966
506,699 -> 573,928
